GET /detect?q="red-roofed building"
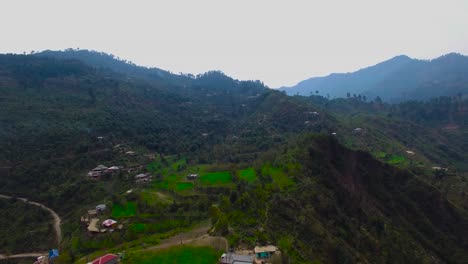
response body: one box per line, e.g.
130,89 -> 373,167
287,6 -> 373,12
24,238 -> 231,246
88,253 -> 119,264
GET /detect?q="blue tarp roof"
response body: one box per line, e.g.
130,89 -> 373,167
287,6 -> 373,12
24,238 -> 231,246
49,249 -> 59,259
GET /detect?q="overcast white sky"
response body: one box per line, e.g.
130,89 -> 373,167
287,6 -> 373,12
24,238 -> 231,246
1,0 -> 467,87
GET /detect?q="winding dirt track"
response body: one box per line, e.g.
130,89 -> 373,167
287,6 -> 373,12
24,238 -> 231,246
0,252 -> 47,260
138,223 -> 228,253
0,194 -> 62,259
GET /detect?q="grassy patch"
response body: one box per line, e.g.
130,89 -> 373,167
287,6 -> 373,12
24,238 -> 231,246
388,155 -> 407,165
147,160 -> 162,174
129,223 -> 146,233
176,182 -> 194,191
375,151 -> 387,159
112,202 -> 137,218
200,171 -> 232,185
238,168 -> 257,182
123,245 -> 221,264
140,190 -> 172,205
129,219 -> 189,234
153,174 -> 179,190
171,158 -> 187,171
262,164 -> 294,189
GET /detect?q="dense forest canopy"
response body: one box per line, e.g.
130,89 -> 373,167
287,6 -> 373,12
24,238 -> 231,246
0,50 -> 467,263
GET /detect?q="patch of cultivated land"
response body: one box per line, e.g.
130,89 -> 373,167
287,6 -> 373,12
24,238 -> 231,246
112,202 -> 137,218
140,190 -> 173,205
200,171 -> 232,185
238,168 -> 257,182
129,219 -> 188,234
176,182 -> 194,191
124,245 -> 222,264
262,164 -> 294,189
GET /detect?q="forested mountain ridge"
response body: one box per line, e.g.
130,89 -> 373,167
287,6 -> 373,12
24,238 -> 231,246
280,53 -> 468,102
0,51 -> 467,263
262,136 -> 468,263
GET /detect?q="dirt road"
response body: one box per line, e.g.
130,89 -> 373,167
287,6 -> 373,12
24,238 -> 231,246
0,252 -> 47,260
138,222 -> 228,252
0,194 -> 62,259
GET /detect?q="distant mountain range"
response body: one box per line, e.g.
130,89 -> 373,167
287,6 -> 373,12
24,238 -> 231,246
1,50 -> 468,262
280,53 -> 468,102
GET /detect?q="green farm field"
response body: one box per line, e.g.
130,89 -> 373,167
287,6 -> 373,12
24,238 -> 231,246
199,171 -> 232,185
262,164 -> 294,189
238,168 -> 257,182
123,245 -> 221,264
112,202 -> 137,218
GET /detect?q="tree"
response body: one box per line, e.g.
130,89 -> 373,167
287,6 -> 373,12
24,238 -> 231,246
347,92 -> 351,98
375,96 -> 383,104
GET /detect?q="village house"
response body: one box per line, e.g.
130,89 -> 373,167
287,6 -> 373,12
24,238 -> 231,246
33,255 -> 48,264
125,165 -> 143,173
87,253 -> 119,264
82,204 -> 107,224
87,171 -> 102,180
254,245 -> 280,263
432,166 -> 449,171
88,209 -> 97,217
353,127 -> 363,133
135,173 -> 152,184
144,154 -> 156,160
96,204 -> 107,212
87,165 -> 109,180
220,253 -> 254,264
102,219 -> 118,229
187,173 -> 199,180
125,150 -> 137,156
106,166 -> 120,174
406,150 -> 416,156
93,164 -> 109,172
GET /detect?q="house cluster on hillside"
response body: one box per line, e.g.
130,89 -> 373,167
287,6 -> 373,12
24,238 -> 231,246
87,164 -> 120,180
220,245 -> 280,264
134,173 -> 152,184
81,204 -> 123,234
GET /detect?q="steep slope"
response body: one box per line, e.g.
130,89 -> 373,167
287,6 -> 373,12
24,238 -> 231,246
281,53 -> 468,102
0,54 -> 326,201
263,136 -> 468,263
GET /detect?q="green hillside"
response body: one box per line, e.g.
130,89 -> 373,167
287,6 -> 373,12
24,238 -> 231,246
0,51 -> 466,263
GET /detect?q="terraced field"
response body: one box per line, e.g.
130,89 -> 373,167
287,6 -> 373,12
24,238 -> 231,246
238,168 -> 257,182
200,171 -> 232,185
112,202 -> 137,218
124,245 -> 221,264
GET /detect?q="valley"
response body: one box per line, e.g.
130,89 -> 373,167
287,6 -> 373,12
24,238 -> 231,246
0,51 -> 466,264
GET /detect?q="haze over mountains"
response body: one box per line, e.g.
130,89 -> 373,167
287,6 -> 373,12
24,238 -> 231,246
280,53 -> 468,102
0,49 -> 467,263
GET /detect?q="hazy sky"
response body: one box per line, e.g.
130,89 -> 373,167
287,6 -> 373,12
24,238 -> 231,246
1,0 -> 467,87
